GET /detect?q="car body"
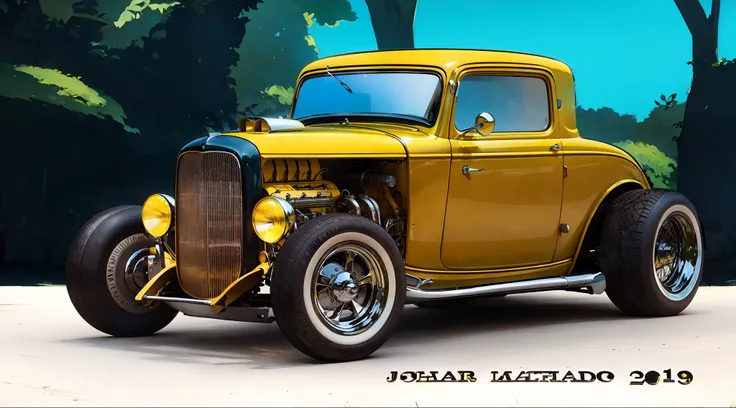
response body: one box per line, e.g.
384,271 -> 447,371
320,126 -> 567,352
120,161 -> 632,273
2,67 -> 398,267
66,49 -> 705,362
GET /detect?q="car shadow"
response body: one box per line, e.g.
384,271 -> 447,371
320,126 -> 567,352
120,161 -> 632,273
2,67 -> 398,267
396,293 -> 626,335
62,292 -> 637,369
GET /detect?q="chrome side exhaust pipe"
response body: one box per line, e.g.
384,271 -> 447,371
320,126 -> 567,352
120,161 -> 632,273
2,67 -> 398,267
405,272 -> 606,302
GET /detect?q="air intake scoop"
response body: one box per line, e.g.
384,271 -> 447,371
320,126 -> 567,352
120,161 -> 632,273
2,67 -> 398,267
237,117 -> 305,133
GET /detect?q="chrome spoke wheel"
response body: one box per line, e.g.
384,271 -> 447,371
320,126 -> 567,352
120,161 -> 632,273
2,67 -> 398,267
123,248 -> 153,293
311,242 -> 387,337
273,215 -> 404,361
653,210 -> 702,301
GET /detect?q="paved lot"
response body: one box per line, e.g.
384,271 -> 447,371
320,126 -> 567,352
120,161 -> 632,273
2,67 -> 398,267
1,285 -> 734,407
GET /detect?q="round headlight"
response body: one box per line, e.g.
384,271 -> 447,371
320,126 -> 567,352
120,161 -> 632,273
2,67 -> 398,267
252,196 -> 295,243
141,194 -> 175,238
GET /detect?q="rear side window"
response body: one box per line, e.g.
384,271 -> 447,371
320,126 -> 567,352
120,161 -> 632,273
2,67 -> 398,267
454,75 -> 550,133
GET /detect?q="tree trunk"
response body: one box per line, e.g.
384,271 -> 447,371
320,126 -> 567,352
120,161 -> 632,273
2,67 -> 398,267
365,0 -> 417,50
674,0 -> 736,284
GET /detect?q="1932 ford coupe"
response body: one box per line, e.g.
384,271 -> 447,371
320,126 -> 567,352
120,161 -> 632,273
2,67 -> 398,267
66,49 -> 704,362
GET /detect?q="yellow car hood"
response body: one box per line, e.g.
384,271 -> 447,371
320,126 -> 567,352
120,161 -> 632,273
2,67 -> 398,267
222,125 -> 410,159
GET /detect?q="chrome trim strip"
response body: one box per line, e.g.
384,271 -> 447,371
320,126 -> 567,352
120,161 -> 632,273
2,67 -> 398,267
142,295 -> 212,306
288,197 -> 334,208
406,273 -> 434,289
405,272 -> 606,301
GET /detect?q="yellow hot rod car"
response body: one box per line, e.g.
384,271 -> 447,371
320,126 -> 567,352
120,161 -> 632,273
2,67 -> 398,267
66,49 -> 704,362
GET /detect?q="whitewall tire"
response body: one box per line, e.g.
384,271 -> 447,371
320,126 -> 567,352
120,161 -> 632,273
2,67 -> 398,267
271,213 -> 405,362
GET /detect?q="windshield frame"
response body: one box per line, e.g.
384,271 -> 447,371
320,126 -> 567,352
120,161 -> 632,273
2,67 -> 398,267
289,67 -> 446,128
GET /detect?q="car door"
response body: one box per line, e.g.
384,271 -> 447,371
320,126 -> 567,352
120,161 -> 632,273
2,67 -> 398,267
440,67 -> 564,270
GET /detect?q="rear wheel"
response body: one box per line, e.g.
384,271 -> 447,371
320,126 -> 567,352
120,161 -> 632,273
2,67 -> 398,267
271,213 -> 405,362
599,189 -> 704,317
66,206 -> 178,336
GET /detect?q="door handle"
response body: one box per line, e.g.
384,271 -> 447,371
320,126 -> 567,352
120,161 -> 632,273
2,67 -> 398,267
462,165 -> 484,175
549,143 -> 561,152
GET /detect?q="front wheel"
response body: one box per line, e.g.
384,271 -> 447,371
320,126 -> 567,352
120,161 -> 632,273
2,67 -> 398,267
599,189 -> 704,317
66,205 -> 178,337
271,213 -> 405,362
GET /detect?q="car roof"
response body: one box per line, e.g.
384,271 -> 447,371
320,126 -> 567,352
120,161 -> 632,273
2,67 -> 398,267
301,48 -> 573,77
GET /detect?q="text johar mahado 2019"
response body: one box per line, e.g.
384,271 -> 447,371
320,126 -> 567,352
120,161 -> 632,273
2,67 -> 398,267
386,370 -> 694,385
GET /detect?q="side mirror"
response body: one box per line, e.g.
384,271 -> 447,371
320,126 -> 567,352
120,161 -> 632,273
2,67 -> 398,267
459,112 -> 496,138
475,112 -> 495,136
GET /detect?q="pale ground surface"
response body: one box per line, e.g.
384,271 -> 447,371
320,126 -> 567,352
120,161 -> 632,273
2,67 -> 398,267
0,285 -> 734,407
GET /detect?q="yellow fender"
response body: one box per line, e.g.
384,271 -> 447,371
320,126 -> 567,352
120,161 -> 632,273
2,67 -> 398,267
209,263 -> 270,312
135,264 -> 177,306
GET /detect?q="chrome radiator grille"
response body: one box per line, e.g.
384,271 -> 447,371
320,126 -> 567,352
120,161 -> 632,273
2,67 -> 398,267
176,151 -> 244,299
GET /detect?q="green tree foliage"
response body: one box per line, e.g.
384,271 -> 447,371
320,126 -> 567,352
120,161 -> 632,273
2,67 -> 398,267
0,63 -> 138,133
577,102 -> 683,160
711,57 -> 736,67
0,0 -> 362,271
38,0 -> 76,23
229,0 -> 356,118
264,85 -> 296,105
96,0 -> 176,49
576,103 -> 681,190
0,0 -> 262,268
113,0 -> 180,28
297,0 -> 356,26
576,106 -> 637,145
635,102 -> 683,159
0,0 -> 21,13
34,0 -> 179,27
614,140 -> 677,189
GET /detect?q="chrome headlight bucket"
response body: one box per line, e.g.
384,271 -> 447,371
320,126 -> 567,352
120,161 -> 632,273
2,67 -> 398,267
141,193 -> 175,238
252,196 -> 295,244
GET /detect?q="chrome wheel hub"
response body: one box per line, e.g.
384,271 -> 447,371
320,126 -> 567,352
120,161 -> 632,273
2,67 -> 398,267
327,268 -> 360,303
124,248 -> 153,293
653,210 -> 701,301
311,242 -> 387,336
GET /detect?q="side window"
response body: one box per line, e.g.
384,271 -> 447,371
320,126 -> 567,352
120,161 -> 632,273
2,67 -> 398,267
454,75 -> 551,133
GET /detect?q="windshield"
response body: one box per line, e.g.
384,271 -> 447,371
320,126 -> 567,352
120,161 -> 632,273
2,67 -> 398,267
292,71 -> 443,126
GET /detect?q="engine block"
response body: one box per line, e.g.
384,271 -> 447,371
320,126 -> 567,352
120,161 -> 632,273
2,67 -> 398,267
264,180 -> 341,209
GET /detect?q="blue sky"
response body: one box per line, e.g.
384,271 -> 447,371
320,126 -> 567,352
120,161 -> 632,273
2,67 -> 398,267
309,0 -> 736,121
